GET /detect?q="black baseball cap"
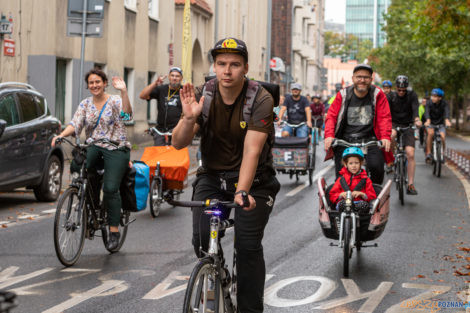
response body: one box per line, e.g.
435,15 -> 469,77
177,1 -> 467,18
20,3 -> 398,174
353,64 -> 373,75
211,37 -> 248,62
169,67 -> 183,75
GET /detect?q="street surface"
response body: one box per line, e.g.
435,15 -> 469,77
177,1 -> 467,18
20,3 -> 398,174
0,137 -> 469,313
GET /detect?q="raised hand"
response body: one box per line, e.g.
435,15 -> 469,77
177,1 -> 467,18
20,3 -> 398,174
112,77 -> 127,91
180,83 -> 204,121
155,75 -> 166,86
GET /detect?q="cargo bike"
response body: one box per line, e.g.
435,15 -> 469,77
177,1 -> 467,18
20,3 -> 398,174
273,122 -> 316,185
317,139 -> 392,277
141,127 -> 190,217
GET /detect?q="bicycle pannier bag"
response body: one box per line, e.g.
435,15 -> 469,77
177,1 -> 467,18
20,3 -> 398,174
120,161 -> 150,212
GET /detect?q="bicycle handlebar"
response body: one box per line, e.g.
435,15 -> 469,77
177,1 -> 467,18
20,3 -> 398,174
146,127 -> 172,136
279,121 -> 306,128
395,124 -> 416,131
167,198 -> 242,209
55,137 -> 120,149
332,139 -> 383,149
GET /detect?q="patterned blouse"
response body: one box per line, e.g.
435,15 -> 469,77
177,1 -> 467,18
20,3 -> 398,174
70,95 -> 131,150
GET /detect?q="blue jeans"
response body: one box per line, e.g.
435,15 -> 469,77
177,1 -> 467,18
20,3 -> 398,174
282,124 -> 309,137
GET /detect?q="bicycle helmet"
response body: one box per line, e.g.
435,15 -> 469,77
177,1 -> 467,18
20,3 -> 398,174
342,147 -> 364,161
382,80 -> 392,87
431,88 -> 444,97
395,75 -> 409,88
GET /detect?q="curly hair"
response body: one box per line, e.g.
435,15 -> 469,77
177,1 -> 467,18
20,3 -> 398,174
84,68 -> 108,87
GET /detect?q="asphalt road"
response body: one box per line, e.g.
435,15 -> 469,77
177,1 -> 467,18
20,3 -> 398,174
0,137 -> 469,313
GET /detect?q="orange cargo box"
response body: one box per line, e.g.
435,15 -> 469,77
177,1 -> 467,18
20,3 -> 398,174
141,146 -> 190,182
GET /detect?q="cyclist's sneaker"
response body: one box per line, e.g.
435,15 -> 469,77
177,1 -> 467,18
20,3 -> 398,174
425,154 -> 432,164
107,231 -> 120,250
407,184 -> 418,195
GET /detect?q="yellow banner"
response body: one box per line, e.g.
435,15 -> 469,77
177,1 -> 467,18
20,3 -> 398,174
182,0 -> 192,83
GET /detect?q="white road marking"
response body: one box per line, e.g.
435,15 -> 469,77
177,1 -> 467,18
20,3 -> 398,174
446,163 -> 470,209
314,279 -> 393,312
385,283 -> 451,313
41,209 -> 57,214
286,163 -> 334,197
17,214 -> 40,220
42,280 -> 125,313
0,267 -> 54,289
142,271 -> 189,300
264,276 -> 337,307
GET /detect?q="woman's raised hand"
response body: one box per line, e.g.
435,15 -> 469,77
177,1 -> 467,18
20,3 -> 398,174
180,83 -> 204,121
112,77 -> 127,92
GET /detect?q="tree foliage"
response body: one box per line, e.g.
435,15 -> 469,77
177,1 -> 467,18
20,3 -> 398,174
370,0 -> 470,96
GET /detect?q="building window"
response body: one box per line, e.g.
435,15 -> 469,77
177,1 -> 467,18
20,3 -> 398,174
148,0 -> 159,20
124,0 -> 137,11
124,67 -> 135,125
147,71 -> 157,124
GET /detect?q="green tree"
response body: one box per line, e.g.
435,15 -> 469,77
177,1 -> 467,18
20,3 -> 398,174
369,0 -> 470,129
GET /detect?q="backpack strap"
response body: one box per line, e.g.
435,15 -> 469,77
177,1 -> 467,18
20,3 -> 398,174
242,80 -> 260,123
339,176 -> 350,192
201,78 -> 218,126
353,178 -> 367,191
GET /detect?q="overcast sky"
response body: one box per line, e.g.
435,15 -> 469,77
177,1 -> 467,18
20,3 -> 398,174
325,0 -> 346,24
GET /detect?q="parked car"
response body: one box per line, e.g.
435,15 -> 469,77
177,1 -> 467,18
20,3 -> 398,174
0,82 -> 64,201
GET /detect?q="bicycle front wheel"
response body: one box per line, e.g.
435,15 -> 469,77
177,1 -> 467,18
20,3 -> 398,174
102,208 -> 129,253
343,217 -> 352,277
183,258 -> 226,313
435,142 -> 442,177
53,187 -> 86,266
398,158 -> 405,205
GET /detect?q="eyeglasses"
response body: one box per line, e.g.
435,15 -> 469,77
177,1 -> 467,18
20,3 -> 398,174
397,89 -> 407,93
354,75 -> 372,81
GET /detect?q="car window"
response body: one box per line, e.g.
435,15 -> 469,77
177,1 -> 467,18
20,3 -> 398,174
0,94 -> 20,126
17,92 -> 39,122
33,94 -> 46,116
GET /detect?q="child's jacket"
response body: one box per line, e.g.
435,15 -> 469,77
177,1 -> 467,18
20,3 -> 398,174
329,167 -> 377,204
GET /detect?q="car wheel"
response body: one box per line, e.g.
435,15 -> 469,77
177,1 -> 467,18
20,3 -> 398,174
34,155 -> 62,202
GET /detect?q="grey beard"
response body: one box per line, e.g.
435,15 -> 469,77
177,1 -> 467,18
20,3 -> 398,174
170,83 -> 181,89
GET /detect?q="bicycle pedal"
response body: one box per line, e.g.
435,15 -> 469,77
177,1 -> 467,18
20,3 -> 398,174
122,218 -> 136,227
361,243 -> 378,248
329,242 -> 338,246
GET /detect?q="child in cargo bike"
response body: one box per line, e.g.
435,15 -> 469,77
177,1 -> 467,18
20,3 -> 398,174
329,147 -> 377,213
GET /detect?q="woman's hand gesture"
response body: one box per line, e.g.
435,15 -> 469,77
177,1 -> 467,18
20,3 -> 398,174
112,77 -> 127,92
180,83 -> 204,121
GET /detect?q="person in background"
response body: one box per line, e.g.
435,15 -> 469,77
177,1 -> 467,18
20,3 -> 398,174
310,94 -> 325,140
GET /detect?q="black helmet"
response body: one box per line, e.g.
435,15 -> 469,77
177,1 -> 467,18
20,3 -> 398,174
395,75 -> 409,88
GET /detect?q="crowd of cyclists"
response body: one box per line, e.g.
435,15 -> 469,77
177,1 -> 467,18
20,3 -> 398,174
47,36 -> 452,312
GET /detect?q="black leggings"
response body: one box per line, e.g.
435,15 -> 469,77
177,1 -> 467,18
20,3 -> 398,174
334,145 -> 384,184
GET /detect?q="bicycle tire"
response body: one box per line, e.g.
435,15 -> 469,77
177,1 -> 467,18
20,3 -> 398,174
183,258 -> 226,313
398,158 -> 405,205
343,217 -> 352,277
308,142 -> 315,185
149,178 -> 162,218
53,187 -> 86,266
102,208 -> 129,253
436,141 -> 442,177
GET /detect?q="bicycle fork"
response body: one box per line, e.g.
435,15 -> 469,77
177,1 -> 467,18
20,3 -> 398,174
338,212 -> 357,249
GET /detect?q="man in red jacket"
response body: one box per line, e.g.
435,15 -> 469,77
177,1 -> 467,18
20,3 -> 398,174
324,64 -> 392,184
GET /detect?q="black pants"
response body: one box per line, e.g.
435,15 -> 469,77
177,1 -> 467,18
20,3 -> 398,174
334,145 -> 384,184
191,171 -> 280,313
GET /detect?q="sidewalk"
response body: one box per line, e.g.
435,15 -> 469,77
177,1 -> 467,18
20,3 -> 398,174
61,140 -> 200,189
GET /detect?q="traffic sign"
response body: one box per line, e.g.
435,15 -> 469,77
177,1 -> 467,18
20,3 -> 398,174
0,21 -> 12,34
68,0 -> 105,19
67,18 -> 103,37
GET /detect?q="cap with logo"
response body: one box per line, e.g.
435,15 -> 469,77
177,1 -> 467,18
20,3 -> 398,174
353,64 -> 373,75
291,83 -> 302,90
211,37 -> 249,62
169,67 -> 183,75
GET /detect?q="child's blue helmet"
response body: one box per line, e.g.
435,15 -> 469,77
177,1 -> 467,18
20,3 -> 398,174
342,147 -> 364,161
382,80 -> 392,87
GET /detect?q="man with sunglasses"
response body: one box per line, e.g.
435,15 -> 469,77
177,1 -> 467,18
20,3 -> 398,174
139,67 -> 184,145
387,75 -> 421,195
324,64 -> 392,184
